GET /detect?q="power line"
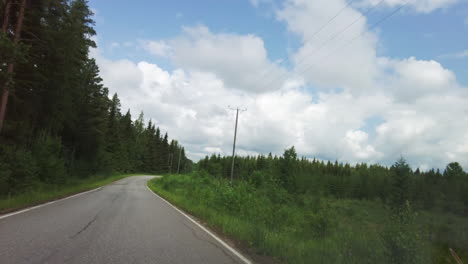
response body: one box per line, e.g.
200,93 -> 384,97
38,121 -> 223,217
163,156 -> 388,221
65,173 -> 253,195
252,0 -> 354,90
259,0 -> 385,92
308,0 -> 354,41
263,1 -> 406,91
303,0 -> 384,60
296,0 -> 366,68
297,2 -> 408,78
251,59 -> 284,88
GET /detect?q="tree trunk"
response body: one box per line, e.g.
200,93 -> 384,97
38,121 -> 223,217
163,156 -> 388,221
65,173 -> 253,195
2,0 -> 11,32
0,0 -> 26,133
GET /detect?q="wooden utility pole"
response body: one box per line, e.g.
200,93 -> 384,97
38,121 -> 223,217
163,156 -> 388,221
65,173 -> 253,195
168,153 -> 173,174
230,108 -> 239,185
0,0 -> 27,133
228,106 -> 246,185
176,147 -> 182,174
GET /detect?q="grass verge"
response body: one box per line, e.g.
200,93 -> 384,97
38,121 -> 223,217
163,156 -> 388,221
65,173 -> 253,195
0,173 -> 139,213
148,173 -> 468,264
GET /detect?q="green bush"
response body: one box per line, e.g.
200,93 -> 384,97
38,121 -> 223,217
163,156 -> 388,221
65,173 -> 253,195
0,158 -> 12,195
149,173 -> 467,264
32,133 -> 67,185
382,202 -> 430,264
0,145 -> 39,196
305,200 -> 337,238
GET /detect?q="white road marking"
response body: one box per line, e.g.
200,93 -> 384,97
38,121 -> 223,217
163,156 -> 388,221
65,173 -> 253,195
146,184 -> 253,264
0,187 -> 102,220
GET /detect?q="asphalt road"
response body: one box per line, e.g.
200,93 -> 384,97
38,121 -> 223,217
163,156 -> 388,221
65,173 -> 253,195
0,176 -> 248,264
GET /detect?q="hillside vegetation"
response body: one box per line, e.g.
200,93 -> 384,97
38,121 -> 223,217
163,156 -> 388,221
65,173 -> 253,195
150,147 -> 468,264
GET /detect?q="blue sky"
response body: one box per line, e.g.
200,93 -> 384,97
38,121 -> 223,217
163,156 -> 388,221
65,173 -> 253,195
90,0 -> 468,84
89,0 -> 468,169
90,0 -> 290,66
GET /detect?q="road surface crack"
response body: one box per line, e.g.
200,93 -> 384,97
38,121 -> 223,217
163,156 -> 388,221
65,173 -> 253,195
69,213 -> 98,239
40,206 -> 102,262
69,192 -> 122,240
39,192 -> 121,263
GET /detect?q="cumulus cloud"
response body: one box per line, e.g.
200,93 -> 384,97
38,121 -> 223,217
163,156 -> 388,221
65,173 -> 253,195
360,0 -> 459,13
142,40 -> 173,57
277,0 -> 379,92
392,58 -> 456,88
110,42 -> 120,49
94,44 -> 378,163
92,0 -> 468,170
94,44 -> 468,168
379,57 -> 459,101
344,130 -> 383,160
374,93 -> 468,168
272,0 -> 468,168
142,26 -> 288,93
438,49 -> 468,59
250,0 -> 273,7
276,0 -> 461,97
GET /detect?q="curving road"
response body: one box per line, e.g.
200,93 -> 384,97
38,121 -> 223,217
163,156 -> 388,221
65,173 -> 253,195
0,176 -> 248,264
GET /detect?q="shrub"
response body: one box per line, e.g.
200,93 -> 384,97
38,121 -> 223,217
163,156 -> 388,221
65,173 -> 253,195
382,201 -> 430,264
32,133 -> 67,185
0,145 -> 39,196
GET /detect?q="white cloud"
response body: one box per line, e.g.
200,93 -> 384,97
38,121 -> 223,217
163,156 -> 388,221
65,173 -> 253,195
106,41 -> 134,51
249,0 -> 273,7
94,43 -> 468,168
277,0 -> 379,92
123,41 -> 134,47
276,0 -> 458,100
142,40 -> 173,57
110,42 -> 120,49
142,26 -> 288,93
374,93 -> 468,168
439,49 -> 468,59
276,0 -> 463,102
94,44 -> 380,163
91,49 -> 143,100
344,130 -> 383,160
379,57 -> 459,100
392,58 -> 455,88
92,0 -> 468,170
272,0 -> 468,169
360,0 -> 459,13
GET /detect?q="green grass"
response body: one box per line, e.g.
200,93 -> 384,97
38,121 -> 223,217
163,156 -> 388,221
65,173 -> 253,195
0,173 -> 140,213
148,173 -> 468,264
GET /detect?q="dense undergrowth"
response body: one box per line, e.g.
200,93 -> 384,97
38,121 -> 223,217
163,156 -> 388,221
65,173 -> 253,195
149,173 -> 468,264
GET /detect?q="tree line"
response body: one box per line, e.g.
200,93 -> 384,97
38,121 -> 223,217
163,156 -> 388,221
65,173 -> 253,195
198,147 -> 468,215
0,0 -> 190,197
